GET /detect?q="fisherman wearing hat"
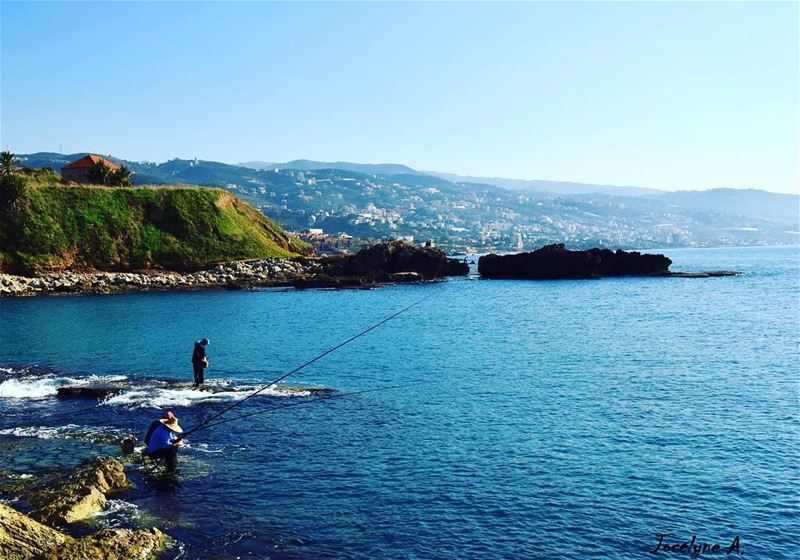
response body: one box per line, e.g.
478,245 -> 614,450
144,411 -> 185,472
191,338 -> 210,387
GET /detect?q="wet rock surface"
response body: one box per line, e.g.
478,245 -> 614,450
51,527 -> 165,560
0,504 -> 165,560
1,457 -> 166,559
24,456 -> 129,525
478,244 -> 673,279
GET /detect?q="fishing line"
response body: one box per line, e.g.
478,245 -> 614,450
186,381 -> 423,435
178,291 -> 434,441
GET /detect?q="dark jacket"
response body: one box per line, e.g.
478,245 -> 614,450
192,342 -> 207,366
144,419 -> 161,446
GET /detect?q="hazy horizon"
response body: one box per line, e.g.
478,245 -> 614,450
2,2 -> 798,194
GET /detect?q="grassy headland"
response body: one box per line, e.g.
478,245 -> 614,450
0,173 -> 312,273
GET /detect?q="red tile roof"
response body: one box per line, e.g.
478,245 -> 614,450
62,154 -> 121,171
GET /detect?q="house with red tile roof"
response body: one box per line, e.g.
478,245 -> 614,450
61,154 -> 120,183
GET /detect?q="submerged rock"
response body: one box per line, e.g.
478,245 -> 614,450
668,270 -> 742,278
57,386 -> 124,399
478,244 -> 672,279
0,503 -> 165,560
25,457 -> 129,525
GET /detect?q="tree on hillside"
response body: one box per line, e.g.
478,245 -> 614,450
0,151 -> 21,177
89,159 -> 114,185
111,165 -> 134,187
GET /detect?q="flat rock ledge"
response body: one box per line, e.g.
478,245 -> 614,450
1,457 -> 165,560
1,241 -> 469,297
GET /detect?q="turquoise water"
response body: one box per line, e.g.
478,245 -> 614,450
1,246 -> 798,559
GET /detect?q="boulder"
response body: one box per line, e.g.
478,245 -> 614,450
323,241 -> 469,280
478,244 -> 672,279
0,502 -> 68,559
0,503 -> 165,560
25,457 -> 130,525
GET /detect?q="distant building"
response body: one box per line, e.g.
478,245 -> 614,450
61,155 -> 120,183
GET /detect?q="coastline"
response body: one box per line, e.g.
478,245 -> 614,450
0,258 -> 317,297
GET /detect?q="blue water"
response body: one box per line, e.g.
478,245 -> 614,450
1,246 -> 798,559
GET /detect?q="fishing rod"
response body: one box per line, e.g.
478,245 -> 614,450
177,292 -> 434,441
187,381 -> 422,435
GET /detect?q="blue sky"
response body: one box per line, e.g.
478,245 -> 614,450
1,1 -> 797,194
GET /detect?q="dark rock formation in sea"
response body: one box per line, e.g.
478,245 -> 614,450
24,456 -> 130,525
323,241 -> 469,280
0,503 -> 165,560
57,386 -> 123,398
478,244 -> 672,279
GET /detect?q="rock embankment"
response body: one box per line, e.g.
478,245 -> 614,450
478,244 -> 672,279
0,241 -> 470,297
0,259 -> 312,296
1,457 -> 166,560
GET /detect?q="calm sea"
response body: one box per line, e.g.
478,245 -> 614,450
1,246 -> 798,559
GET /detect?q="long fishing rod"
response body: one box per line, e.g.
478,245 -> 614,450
177,292 -> 434,441
187,381 -> 422,435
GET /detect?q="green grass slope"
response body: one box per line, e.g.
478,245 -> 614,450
0,181 -> 312,273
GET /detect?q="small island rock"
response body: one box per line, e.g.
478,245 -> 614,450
478,244 -> 672,279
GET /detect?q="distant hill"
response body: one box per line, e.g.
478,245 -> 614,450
240,159 -> 420,176
16,151 -> 799,251
0,174 -> 311,273
426,171 -> 663,197
649,188 -> 800,223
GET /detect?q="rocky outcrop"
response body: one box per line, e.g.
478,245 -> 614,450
0,503 -> 69,559
478,244 -> 672,279
50,527 -> 165,560
0,503 -> 165,560
24,457 -> 129,525
0,243 -> 469,297
322,241 -> 469,280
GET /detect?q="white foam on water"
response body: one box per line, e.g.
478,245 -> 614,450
0,378 -> 60,399
102,384 -> 308,409
0,423 -> 126,444
64,374 -> 128,386
91,499 -> 141,528
191,443 -> 225,454
0,424 -> 81,439
0,373 -> 128,400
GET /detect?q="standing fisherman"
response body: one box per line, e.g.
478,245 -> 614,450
192,338 -> 210,387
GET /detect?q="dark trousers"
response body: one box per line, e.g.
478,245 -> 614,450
193,363 -> 204,386
148,447 -> 178,472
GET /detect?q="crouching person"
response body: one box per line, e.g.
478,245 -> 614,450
144,411 -> 185,472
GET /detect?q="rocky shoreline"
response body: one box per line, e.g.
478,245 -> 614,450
0,241 -> 471,297
0,457 -> 166,560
